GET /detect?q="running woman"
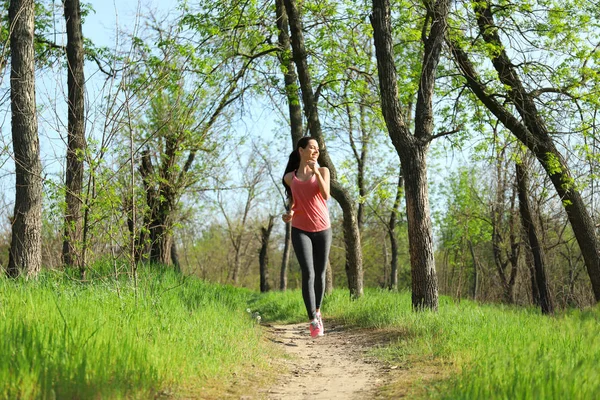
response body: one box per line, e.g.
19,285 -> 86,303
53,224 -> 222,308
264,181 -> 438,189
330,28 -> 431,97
282,137 -> 332,338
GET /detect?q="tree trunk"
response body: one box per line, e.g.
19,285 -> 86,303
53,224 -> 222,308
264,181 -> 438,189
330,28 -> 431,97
468,240 -> 478,300
382,236 -> 389,288
346,97 -> 368,231
259,215 -> 275,293
491,150 -> 520,303
280,221 -> 291,290
402,147 -> 439,309
388,172 -> 403,290
231,246 -> 242,284
448,2 -> 600,302
516,162 -> 554,314
528,258 -> 540,306
7,0 -> 43,278
331,184 -> 363,298
139,149 -> 176,266
283,0 -> 364,298
371,0 -> 448,310
326,259 -> 333,295
149,216 -> 173,265
275,0 -> 302,291
171,240 -> 180,272
125,195 -> 147,264
275,0 -> 303,149
61,0 -> 86,273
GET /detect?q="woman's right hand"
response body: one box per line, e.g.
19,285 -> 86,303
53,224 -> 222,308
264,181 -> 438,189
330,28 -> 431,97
282,211 -> 293,223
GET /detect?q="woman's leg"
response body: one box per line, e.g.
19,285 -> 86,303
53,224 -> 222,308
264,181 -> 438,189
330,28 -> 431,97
291,228 -> 317,320
312,228 -> 332,311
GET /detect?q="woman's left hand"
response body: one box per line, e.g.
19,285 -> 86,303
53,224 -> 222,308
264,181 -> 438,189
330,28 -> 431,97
282,211 -> 293,223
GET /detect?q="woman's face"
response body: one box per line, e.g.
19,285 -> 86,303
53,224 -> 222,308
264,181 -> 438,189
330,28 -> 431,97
299,139 -> 320,162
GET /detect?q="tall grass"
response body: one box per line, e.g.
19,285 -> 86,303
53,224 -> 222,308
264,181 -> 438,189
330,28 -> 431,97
4,269 -> 599,399
0,266 -> 275,399
252,288 -> 600,399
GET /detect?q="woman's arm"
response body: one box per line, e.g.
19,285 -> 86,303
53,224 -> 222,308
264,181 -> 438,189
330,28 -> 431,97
314,166 -> 330,200
283,171 -> 293,188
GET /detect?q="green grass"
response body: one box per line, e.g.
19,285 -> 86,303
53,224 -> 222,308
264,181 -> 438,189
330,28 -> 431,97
0,266 -> 276,399
252,288 -> 600,400
4,269 -> 599,399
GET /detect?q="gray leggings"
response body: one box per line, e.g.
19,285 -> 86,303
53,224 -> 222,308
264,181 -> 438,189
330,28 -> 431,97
291,227 -> 332,320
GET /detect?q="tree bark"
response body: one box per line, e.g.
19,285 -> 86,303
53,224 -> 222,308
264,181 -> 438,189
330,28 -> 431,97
149,216 -> 173,265
280,221 -> 291,290
402,146 -> 439,309
490,156 -> 519,304
259,215 -> 275,293
448,1 -> 600,302
275,0 -> 302,291
326,259 -> 333,295
61,0 -> 86,273
7,0 -> 43,278
139,149 -> 176,266
468,240 -> 478,300
331,184 -> 363,298
283,0 -> 364,298
371,0 -> 447,310
171,240 -> 181,272
528,259 -> 541,306
275,0 -> 303,149
516,162 -> 554,314
388,172 -> 403,290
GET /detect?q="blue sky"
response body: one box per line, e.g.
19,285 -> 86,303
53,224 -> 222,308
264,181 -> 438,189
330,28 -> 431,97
0,0 -> 463,234
0,0 -> 182,221
83,0 -> 179,47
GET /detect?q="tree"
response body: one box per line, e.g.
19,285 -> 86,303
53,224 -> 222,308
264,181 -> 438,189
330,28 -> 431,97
386,173 -> 403,290
438,166 -> 491,300
447,0 -> 600,301
311,7 -> 383,235
517,160 -> 554,314
259,215 -> 275,292
490,153 -> 519,304
136,81 -> 233,266
62,0 -> 86,273
275,0 -> 303,290
1,0 -> 67,72
7,0 -> 43,277
282,0 -> 364,298
127,4 -> 273,265
275,0 -> 303,150
344,86 -> 371,232
217,156 -> 264,284
364,170 -> 405,290
371,0 -> 451,310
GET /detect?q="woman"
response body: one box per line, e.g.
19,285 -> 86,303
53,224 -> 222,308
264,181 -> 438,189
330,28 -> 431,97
282,137 -> 332,338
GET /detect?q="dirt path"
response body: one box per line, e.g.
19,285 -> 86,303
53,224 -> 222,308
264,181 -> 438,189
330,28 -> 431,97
262,321 -> 393,400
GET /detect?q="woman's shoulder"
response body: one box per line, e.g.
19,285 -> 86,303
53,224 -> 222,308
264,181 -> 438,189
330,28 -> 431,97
318,166 -> 330,176
284,171 -> 295,185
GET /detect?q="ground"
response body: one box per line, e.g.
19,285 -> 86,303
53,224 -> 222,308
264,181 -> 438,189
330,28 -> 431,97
258,321 -> 403,400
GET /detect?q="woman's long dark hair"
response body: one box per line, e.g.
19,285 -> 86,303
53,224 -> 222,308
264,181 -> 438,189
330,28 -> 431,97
282,137 -> 317,201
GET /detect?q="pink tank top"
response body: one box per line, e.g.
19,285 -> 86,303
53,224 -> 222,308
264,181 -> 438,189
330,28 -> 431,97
290,172 -> 330,232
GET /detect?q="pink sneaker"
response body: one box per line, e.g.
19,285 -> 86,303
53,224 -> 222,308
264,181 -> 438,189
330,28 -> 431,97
316,312 -> 324,336
309,319 -> 322,338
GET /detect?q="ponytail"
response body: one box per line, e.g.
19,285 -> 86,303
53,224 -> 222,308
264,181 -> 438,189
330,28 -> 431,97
282,149 -> 300,201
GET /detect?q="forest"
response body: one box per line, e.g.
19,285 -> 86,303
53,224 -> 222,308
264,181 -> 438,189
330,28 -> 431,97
2,0 -> 600,313
3,0 -> 600,398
